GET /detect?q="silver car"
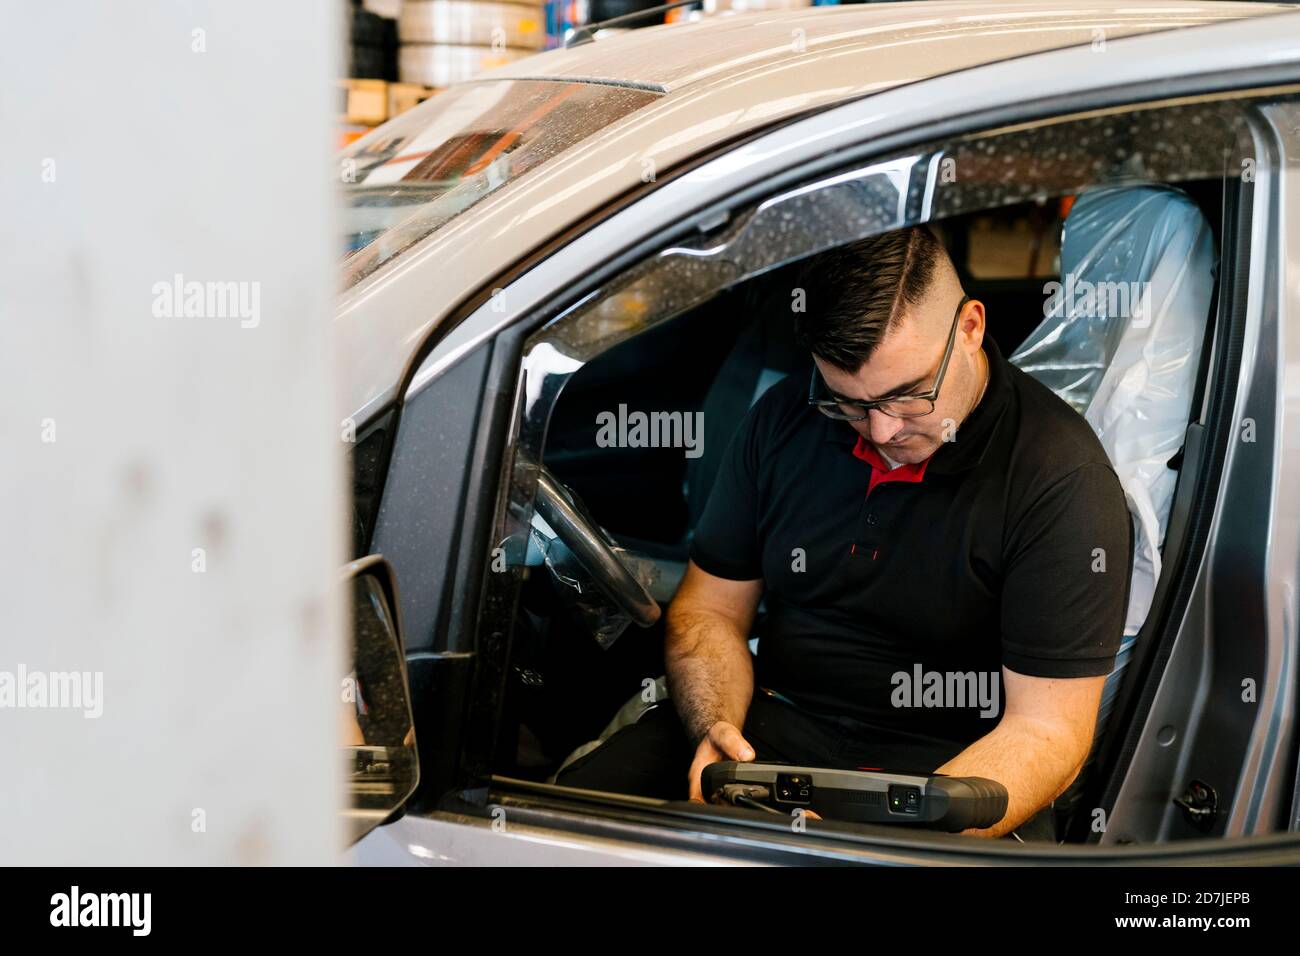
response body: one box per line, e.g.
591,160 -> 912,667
338,0 -> 1300,865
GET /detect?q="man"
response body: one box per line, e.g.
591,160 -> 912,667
556,226 -> 1133,840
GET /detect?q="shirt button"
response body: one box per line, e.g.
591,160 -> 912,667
866,513 -> 878,526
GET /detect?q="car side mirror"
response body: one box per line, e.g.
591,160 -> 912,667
341,556 -> 419,845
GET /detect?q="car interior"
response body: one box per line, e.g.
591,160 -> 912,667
488,174 -> 1226,843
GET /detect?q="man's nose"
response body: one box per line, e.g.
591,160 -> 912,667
867,408 -> 905,444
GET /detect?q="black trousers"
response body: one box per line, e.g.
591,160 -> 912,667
555,689 -> 1058,842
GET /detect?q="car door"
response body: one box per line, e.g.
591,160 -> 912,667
355,13 -> 1300,865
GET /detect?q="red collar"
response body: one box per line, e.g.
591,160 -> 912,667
852,435 -> 931,497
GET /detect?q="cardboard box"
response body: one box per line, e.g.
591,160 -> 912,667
340,78 -> 389,126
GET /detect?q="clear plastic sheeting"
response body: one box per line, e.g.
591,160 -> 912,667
1011,184 -> 1216,645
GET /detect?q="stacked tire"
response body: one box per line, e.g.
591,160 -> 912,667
398,0 -> 548,87
349,1 -> 400,80
588,0 -> 664,22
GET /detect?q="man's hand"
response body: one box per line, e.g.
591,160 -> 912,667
665,563 -> 763,800
687,720 -> 756,802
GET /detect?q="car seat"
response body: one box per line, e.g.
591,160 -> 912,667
1008,183 -> 1215,829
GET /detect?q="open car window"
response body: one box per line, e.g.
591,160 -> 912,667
463,87 -> 1298,852
340,79 -> 659,289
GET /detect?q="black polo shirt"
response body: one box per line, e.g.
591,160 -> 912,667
689,335 -> 1133,770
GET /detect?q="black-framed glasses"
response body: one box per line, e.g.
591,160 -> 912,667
808,295 -> 971,421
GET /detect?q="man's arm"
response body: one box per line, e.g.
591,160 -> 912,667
664,561 -> 763,801
933,667 -> 1104,838
952,458 -> 1130,837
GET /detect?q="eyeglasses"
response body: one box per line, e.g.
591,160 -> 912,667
808,295 -> 971,420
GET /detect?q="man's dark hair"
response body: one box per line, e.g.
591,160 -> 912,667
793,226 -> 948,372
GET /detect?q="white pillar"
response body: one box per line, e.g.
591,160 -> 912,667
0,2 -> 344,864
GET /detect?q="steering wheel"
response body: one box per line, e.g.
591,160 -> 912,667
533,466 -> 661,628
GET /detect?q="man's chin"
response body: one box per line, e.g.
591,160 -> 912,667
883,439 -> 936,464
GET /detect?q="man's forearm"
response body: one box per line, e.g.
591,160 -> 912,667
664,605 -> 754,744
933,715 -> 1089,838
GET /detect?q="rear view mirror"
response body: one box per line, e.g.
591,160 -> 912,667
341,556 -> 419,844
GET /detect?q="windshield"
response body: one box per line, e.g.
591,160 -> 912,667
339,79 -> 660,288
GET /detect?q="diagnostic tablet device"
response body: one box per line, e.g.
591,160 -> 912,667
702,761 -> 1008,832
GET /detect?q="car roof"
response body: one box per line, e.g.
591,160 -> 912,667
484,0 -> 1284,94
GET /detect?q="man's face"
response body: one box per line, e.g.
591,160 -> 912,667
814,288 -> 987,465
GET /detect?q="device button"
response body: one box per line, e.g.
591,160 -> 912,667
887,785 -> 922,814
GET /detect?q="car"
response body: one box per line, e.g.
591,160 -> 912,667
336,0 -> 1300,865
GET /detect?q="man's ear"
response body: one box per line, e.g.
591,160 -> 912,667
961,298 -> 986,352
